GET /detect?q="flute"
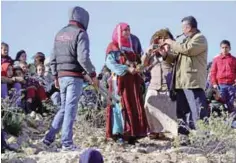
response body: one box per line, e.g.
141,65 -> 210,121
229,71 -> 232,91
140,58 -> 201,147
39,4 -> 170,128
176,33 -> 184,39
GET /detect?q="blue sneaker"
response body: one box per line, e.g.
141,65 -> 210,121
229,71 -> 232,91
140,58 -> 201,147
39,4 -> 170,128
61,144 -> 81,151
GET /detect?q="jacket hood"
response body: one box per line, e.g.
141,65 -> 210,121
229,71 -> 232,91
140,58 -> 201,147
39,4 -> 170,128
69,6 -> 89,30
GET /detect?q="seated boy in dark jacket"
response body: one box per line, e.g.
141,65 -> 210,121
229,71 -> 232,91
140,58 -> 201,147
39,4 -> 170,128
206,86 -> 227,116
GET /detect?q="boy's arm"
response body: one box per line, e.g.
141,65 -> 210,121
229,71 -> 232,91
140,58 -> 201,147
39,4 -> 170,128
210,59 -> 218,86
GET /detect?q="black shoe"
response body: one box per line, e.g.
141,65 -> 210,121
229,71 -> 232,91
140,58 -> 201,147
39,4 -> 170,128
128,137 -> 138,145
42,139 -> 52,146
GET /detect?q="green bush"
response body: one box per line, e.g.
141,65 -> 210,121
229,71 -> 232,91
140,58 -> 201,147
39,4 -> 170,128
2,111 -> 23,136
174,110 -> 236,161
1,89 -> 25,136
78,108 -> 106,128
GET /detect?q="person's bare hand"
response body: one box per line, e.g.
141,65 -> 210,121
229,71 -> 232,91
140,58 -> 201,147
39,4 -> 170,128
213,84 -> 218,89
158,44 -> 170,57
14,76 -> 26,83
84,74 -> 93,84
91,77 -> 99,89
127,67 -> 136,75
54,78 -> 59,89
145,44 -> 159,57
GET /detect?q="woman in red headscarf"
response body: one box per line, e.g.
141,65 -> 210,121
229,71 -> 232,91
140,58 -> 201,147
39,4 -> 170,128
105,23 -> 148,144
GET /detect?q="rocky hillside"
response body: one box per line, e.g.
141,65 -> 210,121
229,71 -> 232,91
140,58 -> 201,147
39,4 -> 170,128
1,110 -> 236,163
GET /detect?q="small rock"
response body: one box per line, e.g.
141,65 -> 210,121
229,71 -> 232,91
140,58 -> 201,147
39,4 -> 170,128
35,114 -> 43,121
226,149 -> 235,157
130,148 -> 138,153
180,161 -> 191,163
17,135 -> 30,145
28,127 -> 40,134
21,141 -> 30,148
8,143 -> 20,150
161,159 -> 172,163
38,151 -> 47,155
7,136 -> 17,144
30,111 -> 36,119
168,152 -> 178,162
105,145 -> 112,152
37,126 -> 47,133
146,146 -> 157,153
88,136 -> 98,144
22,158 -> 37,163
26,117 -> 37,128
131,147 -> 146,153
97,137 -> 105,143
23,147 -> 37,155
43,113 -> 48,117
196,156 -> 208,163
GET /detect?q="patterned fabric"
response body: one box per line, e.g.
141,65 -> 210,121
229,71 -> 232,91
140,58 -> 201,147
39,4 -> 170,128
34,75 -> 54,92
112,23 -> 132,49
106,49 -> 148,138
21,76 -> 40,89
1,56 -> 13,64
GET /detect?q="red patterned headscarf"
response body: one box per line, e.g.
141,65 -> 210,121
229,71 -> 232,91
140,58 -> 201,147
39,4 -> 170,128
106,22 -> 133,54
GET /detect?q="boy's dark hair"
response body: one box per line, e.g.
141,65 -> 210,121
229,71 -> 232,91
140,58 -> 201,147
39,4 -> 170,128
220,40 -> 231,47
15,50 -> 26,61
181,16 -> 198,29
1,42 -> 9,48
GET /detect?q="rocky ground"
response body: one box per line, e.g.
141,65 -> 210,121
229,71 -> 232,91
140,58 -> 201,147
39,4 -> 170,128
1,111 -> 236,163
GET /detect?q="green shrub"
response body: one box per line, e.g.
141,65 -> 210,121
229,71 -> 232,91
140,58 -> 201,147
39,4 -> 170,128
174,110 -> 236,161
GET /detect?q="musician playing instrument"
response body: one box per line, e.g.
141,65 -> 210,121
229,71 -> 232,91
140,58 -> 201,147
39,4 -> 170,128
142,29 -> 178,139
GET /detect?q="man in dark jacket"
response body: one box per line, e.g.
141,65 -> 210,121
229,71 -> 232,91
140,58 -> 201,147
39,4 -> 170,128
43,6 -> 98,151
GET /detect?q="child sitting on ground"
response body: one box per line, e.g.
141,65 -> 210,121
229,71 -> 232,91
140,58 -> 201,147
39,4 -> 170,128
16,62 -> 48,114
206,86 -> 227,116
1,62 -> 25,107
34,64 -> 60,106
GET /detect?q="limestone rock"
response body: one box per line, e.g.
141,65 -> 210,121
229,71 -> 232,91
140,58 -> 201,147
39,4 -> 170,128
7,136 -> 17,144
161,159 -> 173,163
22,147 -> 37,155
195,156 -> 208,163
8,143 -> 20,150
146,146 -> 157,153
29,111 -> 36,119
17,135 -> 30,146
35,114 -> 43,121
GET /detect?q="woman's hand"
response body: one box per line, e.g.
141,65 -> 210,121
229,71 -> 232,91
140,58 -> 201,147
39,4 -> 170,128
14,76 -> 26,84
127,67 -> 136,75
